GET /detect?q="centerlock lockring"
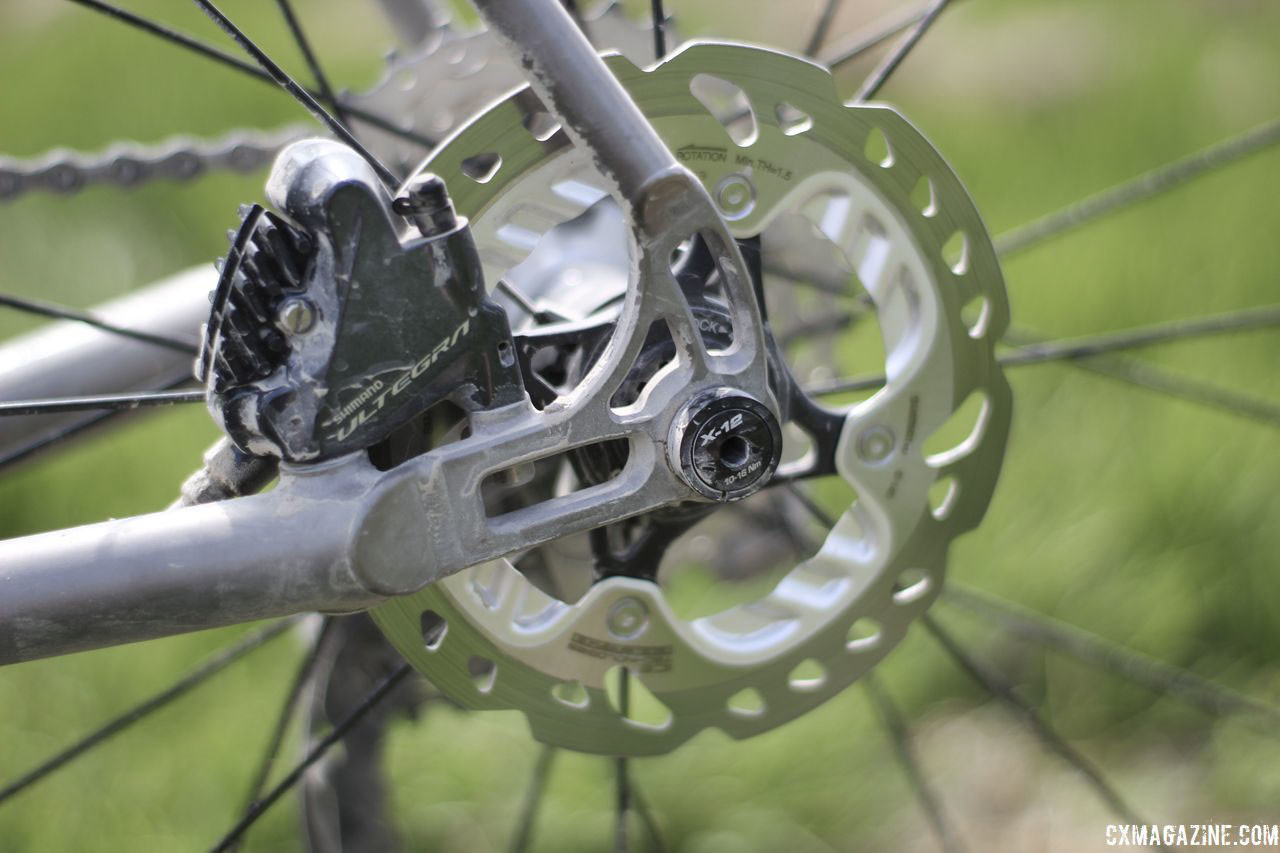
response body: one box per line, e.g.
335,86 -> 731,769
669,388 -> 783,501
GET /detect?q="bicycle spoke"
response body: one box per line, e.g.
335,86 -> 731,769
783,481 -> 836,528
1075,354 -> 1280,426
231,618 -> 336,852
0,389 -> 205,416
272,0 -> 353,133
1,411 -> 113,468
803,0 -> 843,58
863,673 -> 964,853
65,0 -> 435,153
632,784 -> 668,853
615,668 -> 632,853
765,269 -> 850,297
0,293 -> 198,354
1005,322 -> 1280,428
803,373 -> 882,395
650,0 -> 667,61
0,618 -> 297,808
190,0 -> 398,190
209,661 -> 413,853
921,614 -> 1147,825
1000,305 -> 1280,367
0,372 -> 197,468
6,2 -> 1273,848
996,117 -> 1280,257
776,310 -> 856,347
852,0 -> 953,103
734,492 -> 818,557
509,745 -> 557,853
820,2 -> 934,71
807,303 -> 1280,397
943,584 -> 1280,730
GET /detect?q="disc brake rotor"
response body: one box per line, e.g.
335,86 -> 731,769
371,41 -> 1012,756
348,3 -> 660,172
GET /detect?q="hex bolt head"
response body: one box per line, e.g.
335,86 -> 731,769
607,597 -> 649,640
275,296 -> 317,335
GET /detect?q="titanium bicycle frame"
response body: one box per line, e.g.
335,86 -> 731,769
0,0 -> 773,665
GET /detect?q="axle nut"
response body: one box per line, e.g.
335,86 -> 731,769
670,389 -> 782,501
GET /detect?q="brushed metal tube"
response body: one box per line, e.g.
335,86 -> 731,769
0,491 -> 379,664
469,0 -> 677,201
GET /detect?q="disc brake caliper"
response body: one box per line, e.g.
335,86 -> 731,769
198,140 -> 524,463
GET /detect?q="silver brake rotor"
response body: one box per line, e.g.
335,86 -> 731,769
348,2 -> 659,171
371,41 -> 1011,756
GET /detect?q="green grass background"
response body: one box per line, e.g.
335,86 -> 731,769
1,0 -> 1279,849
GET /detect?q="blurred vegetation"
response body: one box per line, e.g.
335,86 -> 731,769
1,0 -> 1279,850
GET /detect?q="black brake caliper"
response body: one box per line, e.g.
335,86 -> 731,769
198,141 -> 524,463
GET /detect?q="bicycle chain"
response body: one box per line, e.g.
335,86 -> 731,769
0,6 -> 657,203
0,126 -> 312,202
